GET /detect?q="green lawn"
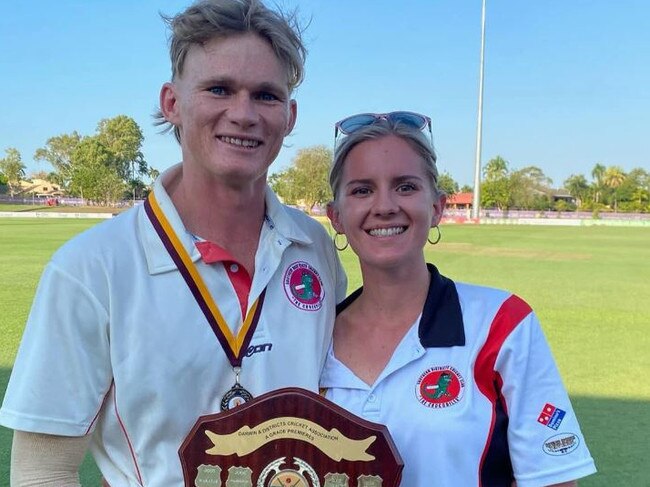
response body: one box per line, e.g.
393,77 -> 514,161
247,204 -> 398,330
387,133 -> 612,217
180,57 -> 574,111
0,203 -> 126,213
0,203 -> 50,212
1,218 -> 649,485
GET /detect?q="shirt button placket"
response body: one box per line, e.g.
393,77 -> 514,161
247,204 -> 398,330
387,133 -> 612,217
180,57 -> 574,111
363,390 -> 381,415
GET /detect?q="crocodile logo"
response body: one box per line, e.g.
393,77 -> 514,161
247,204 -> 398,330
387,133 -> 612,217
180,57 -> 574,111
424,372 -> 453,399
283,261 -> 324,311
416,366 -> 465,408
296,271 -> 315,300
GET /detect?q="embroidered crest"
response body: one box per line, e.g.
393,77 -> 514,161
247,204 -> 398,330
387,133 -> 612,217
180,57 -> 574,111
537,403 -> 566,430
416,366 -> 465,408
283,261 -> 324,311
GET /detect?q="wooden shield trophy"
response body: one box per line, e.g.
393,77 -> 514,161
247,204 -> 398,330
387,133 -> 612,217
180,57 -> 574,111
179,387 -> 403,487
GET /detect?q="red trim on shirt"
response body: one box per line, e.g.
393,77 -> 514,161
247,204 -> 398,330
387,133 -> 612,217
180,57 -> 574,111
195,241 -> 252,320
114,388 -> 144,486
85,380 -> 114,435
474,294 -> 532,486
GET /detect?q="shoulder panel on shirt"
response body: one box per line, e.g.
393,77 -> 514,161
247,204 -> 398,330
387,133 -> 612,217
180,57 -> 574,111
475,294 -> 532,402
473,294 -> 532,487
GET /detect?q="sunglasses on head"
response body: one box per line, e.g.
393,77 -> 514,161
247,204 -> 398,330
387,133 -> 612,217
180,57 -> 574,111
334,111 -> 433,143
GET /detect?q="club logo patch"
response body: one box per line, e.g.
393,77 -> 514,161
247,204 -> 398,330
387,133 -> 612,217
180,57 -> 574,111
537,403 -> 566,430
416,366 -> 465,408
283,261 -> 324,311
543,433 -> 580,456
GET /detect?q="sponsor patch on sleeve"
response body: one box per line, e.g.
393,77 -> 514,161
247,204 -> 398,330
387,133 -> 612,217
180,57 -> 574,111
537,403 -> 566,430
543,432 -> 580,455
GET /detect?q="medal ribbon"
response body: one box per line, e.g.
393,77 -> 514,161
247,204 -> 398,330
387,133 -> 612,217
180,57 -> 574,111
144,192 -> 266,367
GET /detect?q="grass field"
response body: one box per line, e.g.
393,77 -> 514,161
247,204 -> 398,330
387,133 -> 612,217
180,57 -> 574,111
0,204 -> 51,212
0,203 -> 123,213
1,217 -> 649,485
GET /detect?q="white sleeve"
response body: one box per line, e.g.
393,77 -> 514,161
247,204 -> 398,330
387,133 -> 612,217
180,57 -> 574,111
0,261 -> 112,436
11,431 -> 89,486
496,311 -> 596,487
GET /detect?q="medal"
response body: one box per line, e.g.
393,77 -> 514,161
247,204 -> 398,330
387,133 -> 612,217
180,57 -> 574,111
221,366 -> 254,411
145,193 -> 266,412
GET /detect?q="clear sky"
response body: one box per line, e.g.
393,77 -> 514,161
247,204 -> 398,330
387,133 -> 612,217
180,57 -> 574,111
1,0 -> 648,188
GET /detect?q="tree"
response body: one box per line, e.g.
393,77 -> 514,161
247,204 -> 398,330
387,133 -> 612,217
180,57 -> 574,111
510,166 -> 553,210
554,199 -> 572,213
0,148 -> 26,197
69,137 -> 126,204
437,172 -> 459,196
270,145 -> 333,212
34,132 -> 82,190
603,166 -> 626,212
481,178 -> 512,210
29,171 -> 48,180
96,115 -> 147,180
590,163 -> 606,203
145,166 -> 161,194
629,187 -> 649,212
36,116 -> 148,202
483,155 -> 509,181
481,156 -> 512,210
564,174 -> 590,208
269,170 -> 299,205
460,184 -> 473,193
97,116 -> 148,202
148,167 -> 160,182
621,168 -> 650,211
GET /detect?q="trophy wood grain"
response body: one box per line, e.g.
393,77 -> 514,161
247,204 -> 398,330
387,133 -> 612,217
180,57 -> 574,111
179,387 -> 403,487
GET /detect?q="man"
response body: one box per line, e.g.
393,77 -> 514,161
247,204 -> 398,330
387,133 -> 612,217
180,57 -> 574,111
0,0 -> 347,484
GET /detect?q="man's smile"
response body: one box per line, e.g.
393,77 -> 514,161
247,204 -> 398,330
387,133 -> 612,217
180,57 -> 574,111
218,135 -> 261,148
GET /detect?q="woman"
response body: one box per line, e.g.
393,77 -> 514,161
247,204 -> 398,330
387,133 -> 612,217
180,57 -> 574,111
320,112 -> 596,486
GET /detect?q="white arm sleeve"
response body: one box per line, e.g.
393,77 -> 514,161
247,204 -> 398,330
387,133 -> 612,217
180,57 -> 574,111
10,431 -> 90,487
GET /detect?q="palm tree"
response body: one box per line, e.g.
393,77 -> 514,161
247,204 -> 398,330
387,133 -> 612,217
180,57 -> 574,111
591,163 -> 606,203
147,166 -> 160,183
481,156 -> 512,211
483,155 -> 509,181
603,166 -> 626,213
564,174 -> 589,208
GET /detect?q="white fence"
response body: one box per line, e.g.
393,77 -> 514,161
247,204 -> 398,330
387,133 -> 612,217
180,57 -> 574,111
0,211 -> 113,219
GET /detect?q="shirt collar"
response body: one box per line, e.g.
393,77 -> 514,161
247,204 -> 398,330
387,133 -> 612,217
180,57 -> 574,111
263,185 -> 313,246
139,164 -> 199,275
139,164 -> 313,275
336,263 -> 465,348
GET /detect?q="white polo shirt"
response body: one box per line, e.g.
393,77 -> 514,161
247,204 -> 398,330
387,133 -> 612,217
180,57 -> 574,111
321,264 -> 596,487
0,164 -> 347,486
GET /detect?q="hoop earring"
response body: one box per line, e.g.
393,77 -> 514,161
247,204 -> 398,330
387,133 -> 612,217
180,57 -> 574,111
333,232 -> 349,251
428,226 -> 441,245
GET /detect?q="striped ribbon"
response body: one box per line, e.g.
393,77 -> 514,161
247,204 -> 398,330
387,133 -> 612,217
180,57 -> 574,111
144,192 -> 266,366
